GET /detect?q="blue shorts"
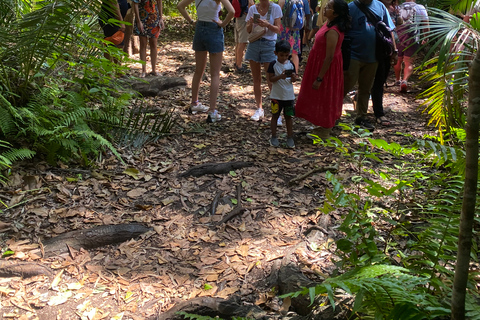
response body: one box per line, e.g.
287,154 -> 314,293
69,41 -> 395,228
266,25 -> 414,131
193,21 -> 224,53
245,38 -> 276,64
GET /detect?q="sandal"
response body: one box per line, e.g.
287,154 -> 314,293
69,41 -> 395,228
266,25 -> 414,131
149,71 -> 158,76
376,116 -> 391,126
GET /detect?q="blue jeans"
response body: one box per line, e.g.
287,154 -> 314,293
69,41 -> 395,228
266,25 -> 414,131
245,38 -> 276,64
193,21 -> 224,53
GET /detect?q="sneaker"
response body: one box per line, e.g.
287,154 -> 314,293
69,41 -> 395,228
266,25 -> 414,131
354,118 -> 375,131
394,80 -> 401,86
190,103 -> 209,114
251,108 -> 264,121
286,137 -> 295,148
269,137 -> 280,147
206,110 -> 221,123
400,80 -> 408,93
277,116 -> 283,127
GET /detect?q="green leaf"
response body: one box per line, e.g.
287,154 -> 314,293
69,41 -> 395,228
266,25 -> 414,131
204,283 -> 213,290
231,199 -> 238,205
229,171 -> 237,177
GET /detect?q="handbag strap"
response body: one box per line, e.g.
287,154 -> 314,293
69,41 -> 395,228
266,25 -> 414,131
354,0 -> 380,25
255,2 -> 273,21
196,0 -> 205,8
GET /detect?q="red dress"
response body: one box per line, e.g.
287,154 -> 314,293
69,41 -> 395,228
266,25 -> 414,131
295,24 -> 344,129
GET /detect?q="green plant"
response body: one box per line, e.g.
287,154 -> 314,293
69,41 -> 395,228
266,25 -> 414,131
0,140 -> 35,184
282,265 -> 450,319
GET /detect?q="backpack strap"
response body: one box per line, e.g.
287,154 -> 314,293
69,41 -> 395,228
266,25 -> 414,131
354,0 -> 380,25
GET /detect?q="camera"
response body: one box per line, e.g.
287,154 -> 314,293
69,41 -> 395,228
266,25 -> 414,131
285,69 -> 293,76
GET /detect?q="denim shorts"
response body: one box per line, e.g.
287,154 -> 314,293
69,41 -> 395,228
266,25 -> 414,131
245,38 -> 276,64
193,21 -> 224,53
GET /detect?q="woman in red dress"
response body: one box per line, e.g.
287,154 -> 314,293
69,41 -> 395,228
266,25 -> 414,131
295,0 -> 350,139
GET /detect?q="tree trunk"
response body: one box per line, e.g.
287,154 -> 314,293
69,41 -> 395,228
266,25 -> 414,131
451,50 -> 480,319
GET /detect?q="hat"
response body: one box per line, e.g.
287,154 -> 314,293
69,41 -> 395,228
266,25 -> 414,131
105,30 -> 124,46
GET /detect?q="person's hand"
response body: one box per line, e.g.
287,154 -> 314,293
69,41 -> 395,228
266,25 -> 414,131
391,51 -> 398,65
312,79 -> 321,90
256,19 -> 269,28
138,21 -> 144,34
291,73 -> 298,82
159,18 -> 165,30
120,24 -> 125,32
213,19 -> 223,28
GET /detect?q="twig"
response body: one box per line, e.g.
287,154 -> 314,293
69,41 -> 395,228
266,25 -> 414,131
215,206 -> 246,226
211,191 -> 223,216
288,164 -> 339,186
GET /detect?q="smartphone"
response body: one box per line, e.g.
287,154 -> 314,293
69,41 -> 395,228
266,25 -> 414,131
285,69 -> 293,76
253,13 -> 260,23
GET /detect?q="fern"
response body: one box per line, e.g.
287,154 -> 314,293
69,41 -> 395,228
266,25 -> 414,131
283,265 -> 450,319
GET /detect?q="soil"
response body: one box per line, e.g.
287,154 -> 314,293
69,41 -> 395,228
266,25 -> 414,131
0,17 -> 436,320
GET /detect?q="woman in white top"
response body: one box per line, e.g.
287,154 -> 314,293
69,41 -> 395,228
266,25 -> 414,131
178,0 -> 234,123
244,0 -> 282,121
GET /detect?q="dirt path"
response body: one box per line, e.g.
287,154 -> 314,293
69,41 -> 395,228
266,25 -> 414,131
0,18 -> 436,320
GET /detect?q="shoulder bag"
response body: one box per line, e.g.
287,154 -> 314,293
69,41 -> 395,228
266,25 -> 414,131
354,0 -> 394,60
248,3 -> 273,43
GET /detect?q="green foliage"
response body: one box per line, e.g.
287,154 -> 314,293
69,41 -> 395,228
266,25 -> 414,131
298,128 -> 480,318
416,7 -> 478,142
0,0 -> 177,170
283,265 -> 450,319
0,140 -> 35,183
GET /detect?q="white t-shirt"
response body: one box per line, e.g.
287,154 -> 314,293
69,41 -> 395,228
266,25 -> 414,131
268,59 -> 296,100
196,0 -> 221,22
246,2 -> 283,41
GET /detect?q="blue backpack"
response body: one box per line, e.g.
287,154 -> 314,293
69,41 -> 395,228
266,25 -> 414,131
282,0 -> 305,30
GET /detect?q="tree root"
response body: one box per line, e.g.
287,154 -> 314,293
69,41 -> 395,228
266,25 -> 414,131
0,260 -> 53,278
156,296 -> 266,320
41,223 -> 151,257
178,161 -> 254,178
288,164 -> 339,186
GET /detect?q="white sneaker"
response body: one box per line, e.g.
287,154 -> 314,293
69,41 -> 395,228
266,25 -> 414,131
251,108 -> 264,121
190,103 -> 209,114
277,116 -> 283,127
206,110 -> 221,123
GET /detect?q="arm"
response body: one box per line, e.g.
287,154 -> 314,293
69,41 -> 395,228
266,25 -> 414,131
177,0 -> 196,24
312,29 -> 338,90
216,0 -> 235,27
113,0 -> 125,30
258,16 -> 281,34
133,2 -> 143,33
158,0 -> 165,29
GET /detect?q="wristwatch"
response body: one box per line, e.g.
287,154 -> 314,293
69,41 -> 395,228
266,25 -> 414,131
316,77 -> 323,82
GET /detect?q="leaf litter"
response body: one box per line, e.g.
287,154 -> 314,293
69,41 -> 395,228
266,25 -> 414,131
0,17 -> 435,320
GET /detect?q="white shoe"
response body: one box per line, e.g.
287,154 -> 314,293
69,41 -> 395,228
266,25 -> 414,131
206,110 -> 221,123
251,108 -> 264,121
277,116 -> 283,127
190,103 -> 209,114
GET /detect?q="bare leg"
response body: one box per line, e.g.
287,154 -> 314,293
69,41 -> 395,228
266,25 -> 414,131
208,51 -> 223,112
291,53 -> 299,75
250,60 -> 263,109
285,115 -> 293,138
149,37 -> 158,74
271,112 -> 280,137
402,56 -> 414,82
394,56 -> 403,81
263,62 -> 272,91
139,36 -> 147,76
192,51 -> 208,105
235,42 -> 247,68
